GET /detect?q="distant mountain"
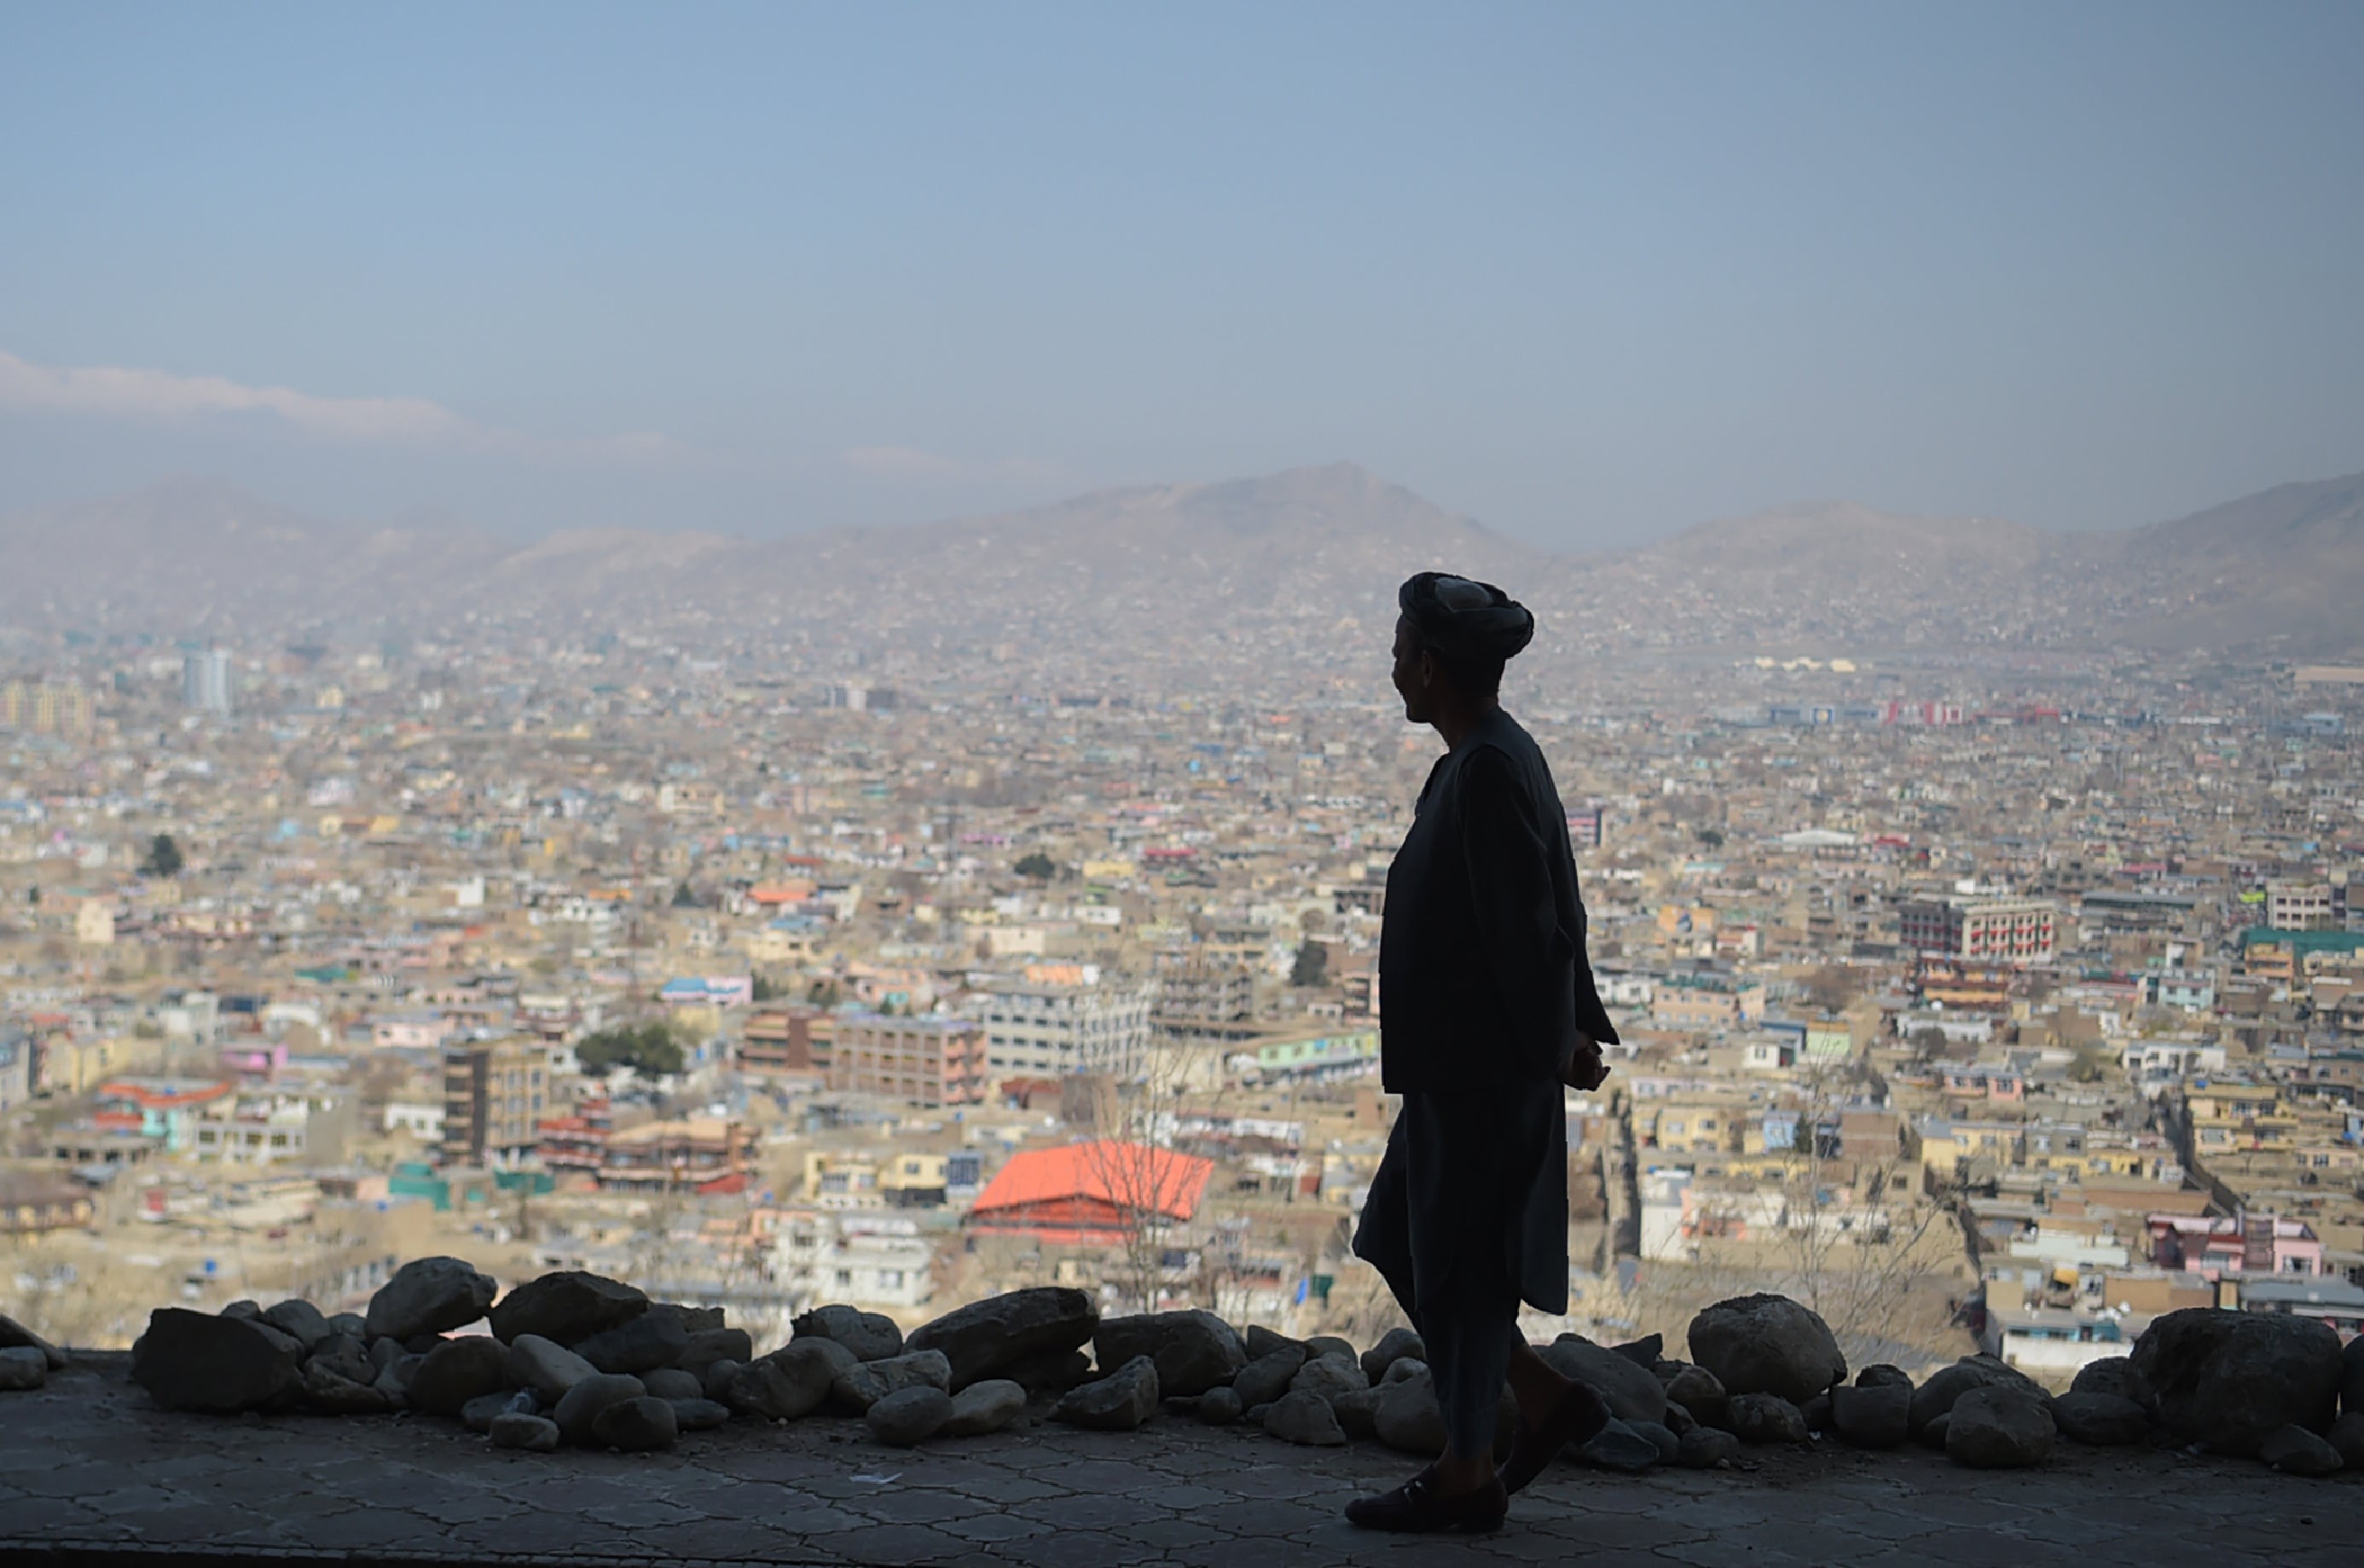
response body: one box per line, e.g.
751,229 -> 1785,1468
3,462 -> 2359,661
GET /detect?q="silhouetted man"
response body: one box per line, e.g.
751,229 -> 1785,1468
1346,571 -> 1619,1533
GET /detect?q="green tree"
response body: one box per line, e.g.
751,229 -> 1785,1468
142,832 -> 183,878
575,1021 -> 685,1079
1014,851 -> 1057,881
751,972 -> 782,1003
670,880 -> 698,908
1290,939 -> 1330,988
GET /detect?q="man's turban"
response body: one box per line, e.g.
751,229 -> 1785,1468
1398,570 -> 1535,662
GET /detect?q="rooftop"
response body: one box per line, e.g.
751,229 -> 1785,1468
3,1356 -> 2355,1568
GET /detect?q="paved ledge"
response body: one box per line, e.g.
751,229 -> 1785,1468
4,1358 -> 2358,1568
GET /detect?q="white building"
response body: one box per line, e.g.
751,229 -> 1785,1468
980,977 -> 1158,1079
770,1207 -> 933,1311
183,649 -> 233,715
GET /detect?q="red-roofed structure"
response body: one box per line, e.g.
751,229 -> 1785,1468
966,1140 -> 1214,1246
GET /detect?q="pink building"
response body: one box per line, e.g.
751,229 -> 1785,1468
2147,1212 -> 2326,1279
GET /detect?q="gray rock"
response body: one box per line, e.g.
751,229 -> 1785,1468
680,1327 -> 755,1374
1800,1393 -> 1832,1433
407,1335 -> 511,1416
1195,1385 -> 1245,1427
1384,1357 -> 1428,1385
2071,1356 -> 2139,1403
1331,1385 -> 1382,1439
368,1335 -> 404,1373
1917,1412 -> 1950,1449
1052,1354 -> 1159,1431
1359,1326 -> 1424,1386
866,1386 -> 954,1447
669,1397 -> 732,1432
1855,1363 -> 1913,1391
701,1358 -> 741,1402
574,1311 -> 689,1376
388,1351 -> 426,1397
1614,1334 -> 1664,1368
507,1334 -> 600,1403
0,1311 -> 67,1371
488,1270 -> 647,1346
1728,1392 -> 1810,1444
489,1412 -> 560,1451
1373,1369 -> 1447,1455
402,1332 -> 449,1356
328,1312 -> 368,1340
1093,1310 -> 1247,1398
651,1303 -> 725,1335
131,1308 -> 302,1414
592,1394 -> 679,1452
1663,1363 -> 1730,1429
1947,1386 -> 2055,1468
1541,1336 -> 1669,1425
371,1366 -> 408,1409
1577,1417 -> 1661,1472
262,1299 -> 333,1353
2053,1391 -> 2149,1446
792,1304 -> 904,1362
1264,1388 -> 1347,1446
1629,1419 -> 1681,1461
461,1392 -> 516,1432
1677,1425 -> 1741,1467
829,1348 -> 953,1414
2325,1411 -> 2364,1469
552,1373 -> 649,1446
943,1378 -> 1027,1437
2129,1308 -> 2344,1457
907,1287 -> 1098,1391
366,1257 -> 496,1342
1305,1334 -> 1356,1363
1242,1402 -> 1272,1426
1233,1346 -> 1307,1408
2258,1422 -> 2343,1477
1244,1324 -> 1304,1361
725,1339 -> 854,1420
0,1346 -> 49,1390
1909,1355 -> 2050,1438
998,1345 -> 1093,1395
1830,1383 -> 1910,1448
2345,1334 -> 2364,1418
309,1332 -> 374,1386
1686,1294 -> 1846,1405
297,1360 -> 391,1415
641,1367 -> 704,1401
1662,1401 -> 1697,1435
1289,1352 -> 1370,1407
221,1299 -> 262,1319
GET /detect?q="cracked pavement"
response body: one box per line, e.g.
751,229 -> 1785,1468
3,1358 -> 2358,1566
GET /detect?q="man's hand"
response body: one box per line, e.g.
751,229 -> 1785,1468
1560,1034 -> 1610,1091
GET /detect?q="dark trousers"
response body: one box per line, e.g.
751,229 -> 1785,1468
1352,1097 -> 1523,1459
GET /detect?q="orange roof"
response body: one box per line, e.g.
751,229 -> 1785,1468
970,1140 -> 1214,1224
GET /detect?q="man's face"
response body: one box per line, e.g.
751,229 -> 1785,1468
1390,616 -> 1432,724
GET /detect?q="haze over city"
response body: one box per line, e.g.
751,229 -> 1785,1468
3,4 -> 2362,1558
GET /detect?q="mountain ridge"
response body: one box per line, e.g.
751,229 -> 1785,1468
3,461 -> 2359,657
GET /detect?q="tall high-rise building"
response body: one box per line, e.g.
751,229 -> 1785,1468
441,1039 -> 549,1166
183,649 -> 234,715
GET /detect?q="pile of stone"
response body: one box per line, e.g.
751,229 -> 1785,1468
85,1263 -> 2364,1478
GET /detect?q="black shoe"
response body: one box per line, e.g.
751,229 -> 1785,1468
1498,1381 -> 1611,1496
1344,1469 -> 1509,1533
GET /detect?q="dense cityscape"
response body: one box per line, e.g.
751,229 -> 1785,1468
5,576 -> 2359,1394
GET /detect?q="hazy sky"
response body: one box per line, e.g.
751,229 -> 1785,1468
3,2 -> 2360,548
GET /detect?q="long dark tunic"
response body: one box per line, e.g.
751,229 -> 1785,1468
1370,706 -> 1620,1318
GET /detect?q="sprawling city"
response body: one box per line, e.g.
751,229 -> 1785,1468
4,6 -> 2361,1562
